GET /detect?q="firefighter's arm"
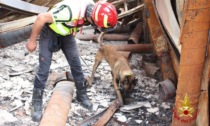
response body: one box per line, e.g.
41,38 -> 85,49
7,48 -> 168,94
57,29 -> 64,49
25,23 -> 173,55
26,12 -> 53,52
30,12 -> 53,42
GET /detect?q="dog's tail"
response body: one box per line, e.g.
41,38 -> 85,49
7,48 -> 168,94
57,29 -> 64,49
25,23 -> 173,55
97,32 -> 105,47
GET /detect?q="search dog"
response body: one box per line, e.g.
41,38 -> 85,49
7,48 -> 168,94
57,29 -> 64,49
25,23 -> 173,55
89,32 -> 135,105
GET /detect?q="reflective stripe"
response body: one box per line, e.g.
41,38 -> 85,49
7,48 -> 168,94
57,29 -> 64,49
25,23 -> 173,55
57,23 -> 69,35
95,4 -> 101,21
49,22 -> 79,36
103,14 -> 108,28
49,23 -> 71,36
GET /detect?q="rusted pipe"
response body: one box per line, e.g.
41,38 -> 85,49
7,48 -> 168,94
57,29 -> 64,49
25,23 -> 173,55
159,79 -> 176,101
108,17 -> 141,34
168,42 -> 179,80
143,62 -> 162,81
76,33 -> 130,42
110,25 -> 131,33
111,0 -> 124,7
39,81 -> 74,126
118,4 -> 144,19
142,0 -> 150,44
128,22 -> 143,44
142,53 -> 157,63
159,52 -> 177,85
144,0 -> 176,84
172,0 -> 210,125
109,24 -> 131,33
113,44 -> 153,53
47,71 -> 90,86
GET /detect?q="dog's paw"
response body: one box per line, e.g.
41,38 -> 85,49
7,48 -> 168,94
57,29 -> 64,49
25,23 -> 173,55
86,80 -> 93,88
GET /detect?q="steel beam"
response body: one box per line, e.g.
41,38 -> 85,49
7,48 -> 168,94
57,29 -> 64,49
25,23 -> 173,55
144,0 -> 177,84
0,16 -> 36,33
0,0 -> 49,15
0,25 -> 32,48
155,0 -> 181,53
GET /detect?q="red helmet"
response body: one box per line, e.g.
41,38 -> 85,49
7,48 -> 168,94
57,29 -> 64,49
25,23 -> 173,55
92,1 -> 118,31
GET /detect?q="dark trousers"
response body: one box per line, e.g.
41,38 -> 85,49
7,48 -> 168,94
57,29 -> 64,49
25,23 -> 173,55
34,26 -> 84,89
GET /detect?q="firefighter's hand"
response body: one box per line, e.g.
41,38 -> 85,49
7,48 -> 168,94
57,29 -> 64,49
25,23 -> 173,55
26,40 -> 37,52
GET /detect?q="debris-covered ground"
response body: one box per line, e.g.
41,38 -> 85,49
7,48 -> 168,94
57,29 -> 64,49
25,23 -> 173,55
0,29 -> 175,126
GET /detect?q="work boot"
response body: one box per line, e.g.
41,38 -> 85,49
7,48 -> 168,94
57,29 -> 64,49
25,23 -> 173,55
31,87 -> 44,122
75,80 -> 93,110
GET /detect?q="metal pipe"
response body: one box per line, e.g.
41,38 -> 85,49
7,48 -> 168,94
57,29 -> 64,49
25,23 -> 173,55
159,79 -> 176,101
142,0 -> 150,44
118,4 -> 144,19
172,0 -> 210,125
39,81 -> 74,126
108,24 -> 131,33
143,62 -> 162,81
159,52 -> 177,85
47,71 -> 90,86
113,44 -> 153,53
128,22 -> 143,44
76,33 -> 130,42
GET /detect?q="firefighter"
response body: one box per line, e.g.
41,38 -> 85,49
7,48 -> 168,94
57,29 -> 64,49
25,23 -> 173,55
26,0 -> 118,122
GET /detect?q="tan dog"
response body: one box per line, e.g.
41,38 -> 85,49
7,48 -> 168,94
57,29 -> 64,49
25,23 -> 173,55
89,32 -> 135,105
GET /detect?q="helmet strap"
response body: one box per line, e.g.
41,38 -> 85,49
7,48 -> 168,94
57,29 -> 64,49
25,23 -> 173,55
90,17 -> 97,28
100,23 -> 118,32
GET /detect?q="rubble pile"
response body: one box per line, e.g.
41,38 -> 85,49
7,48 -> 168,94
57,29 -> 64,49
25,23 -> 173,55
0,33 -> 174,126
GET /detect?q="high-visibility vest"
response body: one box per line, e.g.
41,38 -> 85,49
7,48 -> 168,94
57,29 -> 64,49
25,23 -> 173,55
48,0 -> 94,36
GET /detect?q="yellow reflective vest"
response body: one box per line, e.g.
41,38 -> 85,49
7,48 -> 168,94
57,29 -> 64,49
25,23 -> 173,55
48,0 -> 94,36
